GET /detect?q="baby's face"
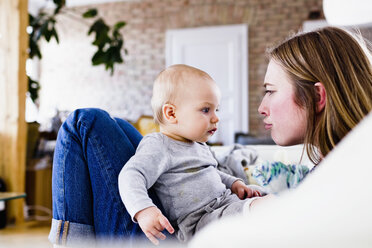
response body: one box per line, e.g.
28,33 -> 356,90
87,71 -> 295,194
171,76 -> 221,143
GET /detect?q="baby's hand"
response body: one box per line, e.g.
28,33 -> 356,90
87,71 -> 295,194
135,206 -> 174,245
231,180 -> 262,199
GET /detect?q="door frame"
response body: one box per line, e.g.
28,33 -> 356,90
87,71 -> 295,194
165,24 -> 248,144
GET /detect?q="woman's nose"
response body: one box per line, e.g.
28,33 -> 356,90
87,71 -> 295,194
258,100 -> 268,116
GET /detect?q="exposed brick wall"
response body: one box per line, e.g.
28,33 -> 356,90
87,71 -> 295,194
38,0 -> 323,137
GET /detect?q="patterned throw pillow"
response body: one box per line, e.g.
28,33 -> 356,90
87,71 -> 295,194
252,161 -> 310,194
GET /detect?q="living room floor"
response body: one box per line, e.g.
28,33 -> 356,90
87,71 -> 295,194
0,220 -> 51,247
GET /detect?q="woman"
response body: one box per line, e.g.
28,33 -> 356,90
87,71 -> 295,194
49,26 -> 372,246
258,26 -> 372,165
189,26 -> 372,247
250,26 -> 372,210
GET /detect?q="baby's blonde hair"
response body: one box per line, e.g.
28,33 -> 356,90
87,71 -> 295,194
151,64 -> 213,125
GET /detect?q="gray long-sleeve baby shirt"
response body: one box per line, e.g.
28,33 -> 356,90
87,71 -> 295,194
118,132 -> 239,224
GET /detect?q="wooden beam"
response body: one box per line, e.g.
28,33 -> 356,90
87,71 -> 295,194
0,0 -> 28,224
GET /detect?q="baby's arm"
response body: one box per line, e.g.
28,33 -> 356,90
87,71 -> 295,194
118,135 -> 172,244
135,206 -> 174,246
231,180 -> 265,199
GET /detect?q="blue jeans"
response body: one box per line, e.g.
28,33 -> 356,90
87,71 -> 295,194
48,108 -> 164,246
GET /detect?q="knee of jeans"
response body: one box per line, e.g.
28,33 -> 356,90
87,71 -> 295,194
74,108 -> 108,121
66,108 -> 110,130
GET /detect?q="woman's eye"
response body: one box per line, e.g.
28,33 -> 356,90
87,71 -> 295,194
265,90 -> 274,95
202,108 -> 210,113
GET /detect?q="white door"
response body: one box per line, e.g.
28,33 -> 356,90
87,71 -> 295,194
166,24 -> 248,145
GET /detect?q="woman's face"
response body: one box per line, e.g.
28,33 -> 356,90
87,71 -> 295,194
258,59 -> 307,146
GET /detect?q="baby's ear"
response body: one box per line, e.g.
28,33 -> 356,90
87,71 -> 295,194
162,104 -> 177,124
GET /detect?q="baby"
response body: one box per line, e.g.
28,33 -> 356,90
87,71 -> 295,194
119,64 -> 264,245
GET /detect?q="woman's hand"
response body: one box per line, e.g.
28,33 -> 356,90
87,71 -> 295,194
135,206 -> 175,245
249,194 -> 276,212
231,180 -> 262,199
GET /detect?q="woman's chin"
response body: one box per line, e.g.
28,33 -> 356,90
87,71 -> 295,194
272,135 -> 302,146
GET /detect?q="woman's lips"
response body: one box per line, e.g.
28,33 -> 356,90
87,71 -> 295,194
264,124 -> 272,130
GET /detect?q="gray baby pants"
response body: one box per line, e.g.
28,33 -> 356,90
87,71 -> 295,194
175,189 -> 255,242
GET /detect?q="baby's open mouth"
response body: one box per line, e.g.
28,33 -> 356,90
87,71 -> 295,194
208,128 -> 217,134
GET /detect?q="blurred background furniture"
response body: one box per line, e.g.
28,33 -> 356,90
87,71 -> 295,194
235,132 -> 276,145
131,115 -> 159,136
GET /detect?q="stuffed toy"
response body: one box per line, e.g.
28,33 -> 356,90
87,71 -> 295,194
213,144 -> 258,185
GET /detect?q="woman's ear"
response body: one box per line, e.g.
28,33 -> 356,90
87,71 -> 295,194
314,82 -> 326,113
162,104 -> 177,124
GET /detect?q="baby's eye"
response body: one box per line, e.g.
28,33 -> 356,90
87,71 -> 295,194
201,107 -> 210,113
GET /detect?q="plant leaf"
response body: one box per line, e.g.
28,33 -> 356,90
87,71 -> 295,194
37,21 -> 48,40
29,37 -> 42,59
28,76 -> 41,103
88,19 -> 110,49
88,19 -> 109,35
83,9 -> 98,18
114,21 -> 126,30
51,27 -> 59,43
91,49 -> 107,66
44,29 -> 52,42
